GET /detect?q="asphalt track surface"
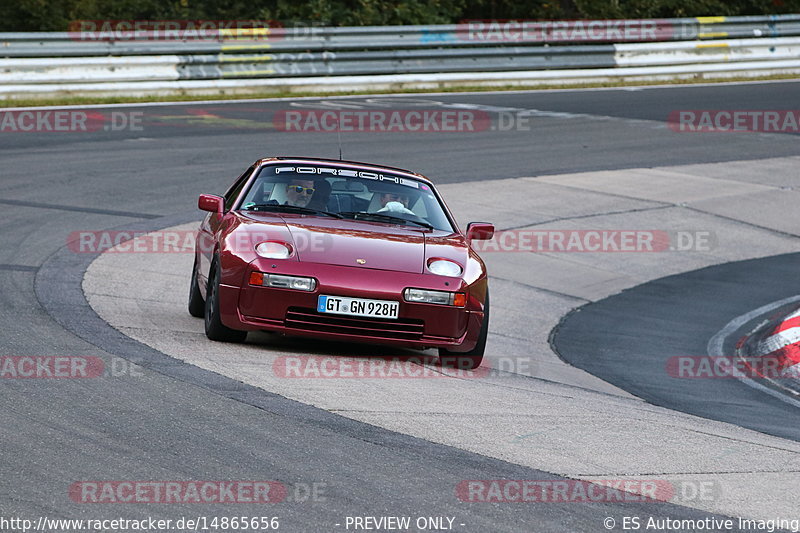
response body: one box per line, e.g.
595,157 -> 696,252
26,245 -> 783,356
1,81 -> 799,531
554,252 -> 800,442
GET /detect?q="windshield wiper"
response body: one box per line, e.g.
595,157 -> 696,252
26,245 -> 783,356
339,211 -> 434,230
243,204 -> 342,218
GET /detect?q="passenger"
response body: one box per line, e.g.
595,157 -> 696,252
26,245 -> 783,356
377,191 -> 415,215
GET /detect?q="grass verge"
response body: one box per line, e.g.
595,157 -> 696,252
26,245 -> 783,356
0,73 -> 798,108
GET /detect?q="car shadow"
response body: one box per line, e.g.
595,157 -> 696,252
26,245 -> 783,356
244,330 -> 440,364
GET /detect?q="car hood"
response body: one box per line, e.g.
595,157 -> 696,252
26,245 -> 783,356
238,212 -> 468,274
288,218 -> 429,272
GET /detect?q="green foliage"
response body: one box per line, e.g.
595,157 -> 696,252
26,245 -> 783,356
256,0 -> 466,26
571,0 -> 800,18
0,0 -> 798,31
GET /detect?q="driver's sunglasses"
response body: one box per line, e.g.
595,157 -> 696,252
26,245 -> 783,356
290,185 -> 315,195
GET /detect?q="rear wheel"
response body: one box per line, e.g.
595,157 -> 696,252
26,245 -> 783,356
438,291 -> 489,370
188,255 -> 205,318
204,257 -> 247,343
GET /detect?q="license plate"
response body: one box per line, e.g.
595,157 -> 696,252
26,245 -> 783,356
317,295 -> 399,319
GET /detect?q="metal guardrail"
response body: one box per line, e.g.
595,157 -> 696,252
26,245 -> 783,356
0,15 -> 799,98
2,15 -> 800,56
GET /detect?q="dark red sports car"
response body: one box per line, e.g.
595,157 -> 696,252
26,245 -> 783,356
189,157 -> 494,369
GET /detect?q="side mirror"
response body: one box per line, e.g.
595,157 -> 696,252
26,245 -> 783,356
466,222 -> 494,241
198,194 -> 223,214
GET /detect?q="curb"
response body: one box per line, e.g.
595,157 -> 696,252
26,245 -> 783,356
737,304 -> 800,397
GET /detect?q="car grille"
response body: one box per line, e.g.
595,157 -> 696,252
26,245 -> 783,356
285,307 -> 424,340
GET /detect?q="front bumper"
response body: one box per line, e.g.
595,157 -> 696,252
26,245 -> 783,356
218,260 -> 485,351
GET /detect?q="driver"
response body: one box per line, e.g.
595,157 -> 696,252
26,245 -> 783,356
285,179 -> 316,207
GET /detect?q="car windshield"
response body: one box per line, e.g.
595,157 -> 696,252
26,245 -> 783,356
237,164 -> 454,232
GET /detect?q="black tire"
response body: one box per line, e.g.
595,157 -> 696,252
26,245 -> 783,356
188,255 -> 205,318
438,290 -> 489,370
204,257 -> 247,343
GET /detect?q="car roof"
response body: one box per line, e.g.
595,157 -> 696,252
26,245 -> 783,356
254,156 -> 433,185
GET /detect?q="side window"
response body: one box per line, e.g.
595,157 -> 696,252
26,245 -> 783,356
223,166 -> 254,212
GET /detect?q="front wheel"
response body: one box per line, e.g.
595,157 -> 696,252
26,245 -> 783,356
188,255 -> 205,318
204,257 -> 247,343
438,291 -> 489,370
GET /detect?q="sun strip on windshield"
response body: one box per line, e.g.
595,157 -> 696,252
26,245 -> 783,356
274,166 -> 421,189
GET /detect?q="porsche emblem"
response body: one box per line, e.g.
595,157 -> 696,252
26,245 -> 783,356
356,258 -> 367,264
